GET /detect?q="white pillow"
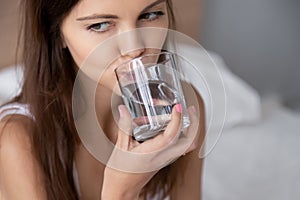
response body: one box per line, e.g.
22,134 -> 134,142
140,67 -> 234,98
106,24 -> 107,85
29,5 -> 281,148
172,44 -> 261,157
0,65 -> 23,105
175,44 -> 261,129
207,52 -> 261,128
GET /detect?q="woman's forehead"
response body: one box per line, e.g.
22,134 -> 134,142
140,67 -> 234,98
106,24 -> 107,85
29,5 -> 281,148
72,0 -> 166,18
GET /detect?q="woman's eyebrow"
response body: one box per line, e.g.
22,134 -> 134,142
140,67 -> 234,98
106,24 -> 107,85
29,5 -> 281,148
76,0 -> 166,21
76,14 -> 118,21
141,0 -> 167,13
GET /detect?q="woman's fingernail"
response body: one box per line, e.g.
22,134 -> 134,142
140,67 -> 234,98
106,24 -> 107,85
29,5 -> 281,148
190,105 -> 196,113
118,105 -> 124,118
175,104 -> 182,113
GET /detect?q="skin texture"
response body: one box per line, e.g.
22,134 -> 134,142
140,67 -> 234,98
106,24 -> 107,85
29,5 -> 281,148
0,0 -> 204,199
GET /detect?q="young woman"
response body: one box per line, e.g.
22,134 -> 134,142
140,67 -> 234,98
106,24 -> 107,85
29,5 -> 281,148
0,0 -> 205,199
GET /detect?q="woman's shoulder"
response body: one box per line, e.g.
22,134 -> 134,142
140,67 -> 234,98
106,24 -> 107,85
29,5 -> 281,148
0,102 -> 34,163
0,102 -> 32,138
0,112 -> 33,153
0,114 -> 47,199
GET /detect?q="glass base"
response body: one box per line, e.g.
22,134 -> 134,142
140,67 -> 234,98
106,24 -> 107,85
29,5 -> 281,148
133,116 -> 190,142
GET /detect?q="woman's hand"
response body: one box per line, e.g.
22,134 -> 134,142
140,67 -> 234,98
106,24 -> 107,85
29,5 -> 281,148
101,104 -> 199,200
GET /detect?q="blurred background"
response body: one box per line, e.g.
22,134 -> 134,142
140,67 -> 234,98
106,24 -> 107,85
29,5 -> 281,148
196,0 -> 300,199
200,0 -> 300,111
1,0 -> 300,199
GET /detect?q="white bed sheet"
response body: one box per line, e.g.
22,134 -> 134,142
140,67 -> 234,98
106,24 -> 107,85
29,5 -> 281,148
203,97 -> 300,200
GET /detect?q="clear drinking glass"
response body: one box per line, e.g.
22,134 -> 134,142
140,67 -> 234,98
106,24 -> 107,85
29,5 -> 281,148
115,52 -> 190,142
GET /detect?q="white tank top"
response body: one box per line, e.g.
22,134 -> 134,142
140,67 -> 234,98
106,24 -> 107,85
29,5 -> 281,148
0,103 -> 32,121
0,103 -> 82,198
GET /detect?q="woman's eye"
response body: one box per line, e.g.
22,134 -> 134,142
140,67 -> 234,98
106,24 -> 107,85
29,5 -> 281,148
88,22 -> 112,33
139,11 -> 165,22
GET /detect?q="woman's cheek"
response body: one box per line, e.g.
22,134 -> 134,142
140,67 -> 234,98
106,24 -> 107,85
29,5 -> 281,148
67,37 -> 96,67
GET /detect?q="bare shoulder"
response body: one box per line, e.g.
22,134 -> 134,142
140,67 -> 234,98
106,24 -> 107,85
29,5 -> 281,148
0,114 -> 33,152
0,115 -> 35,174
0,115 -> 46,199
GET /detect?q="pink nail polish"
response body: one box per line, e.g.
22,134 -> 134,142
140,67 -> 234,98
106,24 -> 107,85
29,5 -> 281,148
175,104 -> 182,113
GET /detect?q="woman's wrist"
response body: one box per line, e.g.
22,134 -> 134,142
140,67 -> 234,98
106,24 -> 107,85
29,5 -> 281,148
101,187 -> 139,200
101,173 -> 140,200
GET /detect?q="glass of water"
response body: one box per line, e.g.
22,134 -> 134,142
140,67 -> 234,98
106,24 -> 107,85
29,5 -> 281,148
115,52 -> 190,142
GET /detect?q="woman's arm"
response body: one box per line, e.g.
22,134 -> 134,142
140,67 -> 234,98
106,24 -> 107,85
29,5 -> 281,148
170,143 -> 204,200
170,89 -> 206,200
0,116 -> 47,199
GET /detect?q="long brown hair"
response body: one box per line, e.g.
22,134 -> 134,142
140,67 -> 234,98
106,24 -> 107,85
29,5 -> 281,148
15,0 -> 181,199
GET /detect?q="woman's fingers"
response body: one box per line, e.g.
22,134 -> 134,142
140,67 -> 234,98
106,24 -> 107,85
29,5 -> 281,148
116,105 -> 133,150
151,105 -> 199,160
183,105 -> 200,154
110,104 -> 200,172
116,103 -> 198,157
136,104 -> 183,152
162,104 -> 183,143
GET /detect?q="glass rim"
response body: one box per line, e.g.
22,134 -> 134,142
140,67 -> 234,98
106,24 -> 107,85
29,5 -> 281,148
114,51 -> 174,74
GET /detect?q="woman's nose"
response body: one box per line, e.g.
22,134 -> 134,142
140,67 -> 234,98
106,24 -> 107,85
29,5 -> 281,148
118,28 -> 145,59
122,48 -> 145,59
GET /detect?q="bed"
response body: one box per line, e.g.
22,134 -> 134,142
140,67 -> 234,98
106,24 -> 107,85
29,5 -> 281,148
203,96 -> 300,200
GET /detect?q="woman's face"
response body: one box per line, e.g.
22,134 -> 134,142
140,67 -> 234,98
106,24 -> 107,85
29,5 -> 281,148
61,0 -> 169,90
